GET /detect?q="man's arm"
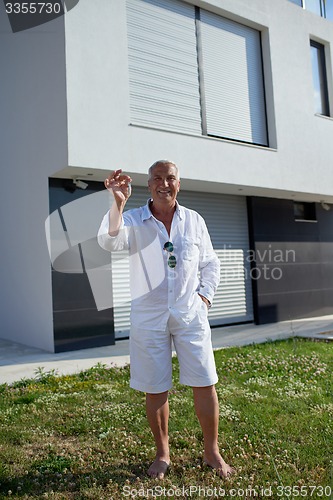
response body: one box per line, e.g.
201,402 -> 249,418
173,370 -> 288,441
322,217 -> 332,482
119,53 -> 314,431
198,218 -> 220,307
97,169 -> 132,251
105,169 -> 132,236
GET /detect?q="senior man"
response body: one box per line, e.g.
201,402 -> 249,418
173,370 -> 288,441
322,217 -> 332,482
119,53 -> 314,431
98,160 -> 234,479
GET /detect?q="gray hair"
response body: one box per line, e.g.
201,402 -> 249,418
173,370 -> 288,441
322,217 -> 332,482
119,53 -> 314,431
148,160 -> 180,180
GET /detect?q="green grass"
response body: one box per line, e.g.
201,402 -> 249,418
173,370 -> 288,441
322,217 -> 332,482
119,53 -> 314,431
0,338 -> 332,499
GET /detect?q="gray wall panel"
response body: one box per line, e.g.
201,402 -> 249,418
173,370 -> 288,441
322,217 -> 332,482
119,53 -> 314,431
249,196 -> 333,323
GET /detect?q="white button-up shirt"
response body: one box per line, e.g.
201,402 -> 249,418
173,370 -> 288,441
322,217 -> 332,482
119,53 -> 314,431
98,199 -> 220,331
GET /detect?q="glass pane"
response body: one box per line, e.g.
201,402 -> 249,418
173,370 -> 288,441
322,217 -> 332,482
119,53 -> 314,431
289,0 -> 303,5
294,202 -> 317,221
305,0 -> 322,15
294,202 -> 305,219
311,44 -> 328,115
324,0 -> 333,19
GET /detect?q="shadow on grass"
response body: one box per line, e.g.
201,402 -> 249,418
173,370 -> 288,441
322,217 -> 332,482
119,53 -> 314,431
0,460 -> 154,497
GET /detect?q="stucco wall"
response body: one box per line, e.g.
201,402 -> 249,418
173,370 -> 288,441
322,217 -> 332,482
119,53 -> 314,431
0,3 -> 68,351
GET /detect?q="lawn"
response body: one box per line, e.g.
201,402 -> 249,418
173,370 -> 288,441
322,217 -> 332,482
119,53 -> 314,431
0,338 -> 332,499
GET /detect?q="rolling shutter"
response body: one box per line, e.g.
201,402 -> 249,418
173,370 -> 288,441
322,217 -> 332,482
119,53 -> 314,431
178,191 -> 253,326
112,189 -> 253,338
126,0 -> 202,134
199,10 -> 268,146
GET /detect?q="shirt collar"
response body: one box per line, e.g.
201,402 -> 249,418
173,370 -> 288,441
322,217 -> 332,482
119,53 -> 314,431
142,199 -> 183,221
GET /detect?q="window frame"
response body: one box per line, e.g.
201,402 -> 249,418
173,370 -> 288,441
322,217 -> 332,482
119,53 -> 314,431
310,39 -> 330,117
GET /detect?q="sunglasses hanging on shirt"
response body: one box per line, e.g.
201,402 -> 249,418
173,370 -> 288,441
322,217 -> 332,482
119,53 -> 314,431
163,241 -> 177,268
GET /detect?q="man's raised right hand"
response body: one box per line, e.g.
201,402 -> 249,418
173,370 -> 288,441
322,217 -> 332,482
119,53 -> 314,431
104,169 -> 132,207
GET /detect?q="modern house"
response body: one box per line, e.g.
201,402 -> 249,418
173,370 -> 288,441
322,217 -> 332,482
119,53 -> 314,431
1,0 -> 333,353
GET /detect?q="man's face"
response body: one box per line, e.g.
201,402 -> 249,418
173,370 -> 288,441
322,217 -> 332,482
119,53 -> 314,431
148,164 -> 180,202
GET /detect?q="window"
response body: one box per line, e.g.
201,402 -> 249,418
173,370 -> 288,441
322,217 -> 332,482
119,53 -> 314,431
198,10 -> 268,146
294,202 -> 317,221
310,40 -> 330,116
305,0 -> 322,15
289,0 -> 303,6
126,0 -> 201,135
288,0 -> 333,20
324,0 -> 333,20
126,0 -> 268,146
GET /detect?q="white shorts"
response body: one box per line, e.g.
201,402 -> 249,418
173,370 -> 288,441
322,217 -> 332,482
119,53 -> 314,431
129,307 -> 218,394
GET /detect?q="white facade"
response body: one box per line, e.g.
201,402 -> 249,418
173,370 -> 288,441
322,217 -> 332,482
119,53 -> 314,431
61,0 -> 333,200
1,0 -> 333,351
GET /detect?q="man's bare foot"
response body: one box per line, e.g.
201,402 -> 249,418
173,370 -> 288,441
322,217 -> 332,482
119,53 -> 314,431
147,457 -> 170,479
203,452 -> 235,478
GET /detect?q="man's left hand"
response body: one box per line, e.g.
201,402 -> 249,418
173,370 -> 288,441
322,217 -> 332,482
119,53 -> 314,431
198,294 -> 210,309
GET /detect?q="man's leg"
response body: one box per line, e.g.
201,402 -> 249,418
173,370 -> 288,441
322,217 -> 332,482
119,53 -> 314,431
193,385 -> 235,478
146,391 -> 170,479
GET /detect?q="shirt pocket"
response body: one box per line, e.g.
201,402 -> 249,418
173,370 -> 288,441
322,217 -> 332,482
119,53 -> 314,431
182,238 -> 200,261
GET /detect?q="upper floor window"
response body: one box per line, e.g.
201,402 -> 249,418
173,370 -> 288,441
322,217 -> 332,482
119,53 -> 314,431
325,0 -> 333,19
126,0 -> 268,147
289,0 -> 333,21
310,40 -> 330,116
305,0 -> 322,15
